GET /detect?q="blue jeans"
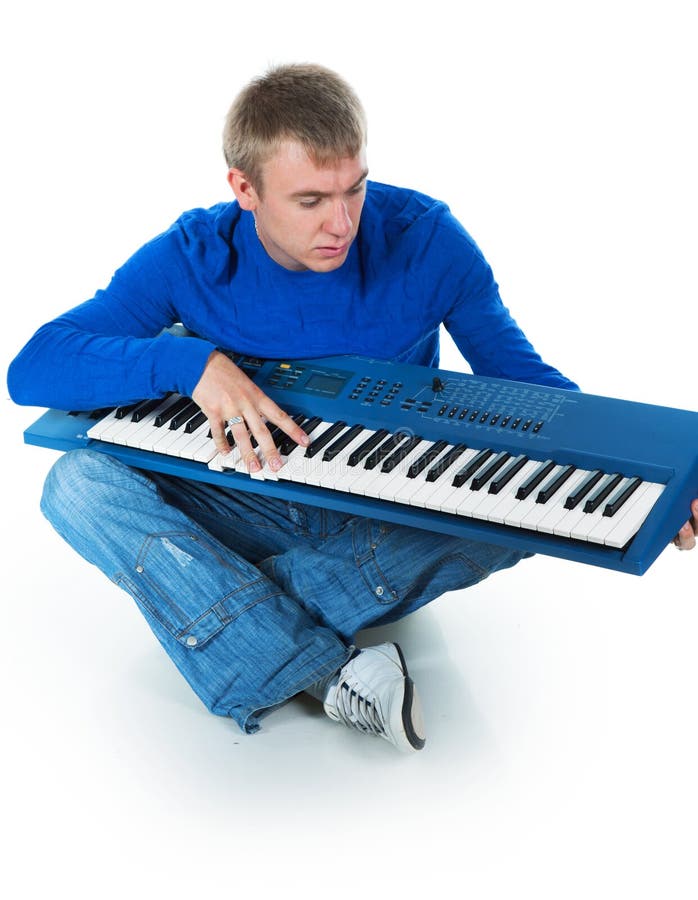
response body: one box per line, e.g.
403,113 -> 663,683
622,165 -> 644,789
41,448 -> 529,734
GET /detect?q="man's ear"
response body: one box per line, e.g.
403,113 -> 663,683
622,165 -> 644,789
227,169 -> 259,210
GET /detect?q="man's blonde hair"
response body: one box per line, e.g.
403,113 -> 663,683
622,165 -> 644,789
223,63 -> 367,192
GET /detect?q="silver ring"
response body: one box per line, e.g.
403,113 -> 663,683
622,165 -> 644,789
226,416 -> 243,427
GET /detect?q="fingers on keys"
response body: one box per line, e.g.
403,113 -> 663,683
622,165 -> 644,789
221,406 -> 309,473
209,420 -> 234,457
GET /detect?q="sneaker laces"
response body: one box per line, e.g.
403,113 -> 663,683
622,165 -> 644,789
331,680 -> 386,737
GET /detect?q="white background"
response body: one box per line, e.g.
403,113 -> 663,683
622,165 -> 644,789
1,1 -> 696,897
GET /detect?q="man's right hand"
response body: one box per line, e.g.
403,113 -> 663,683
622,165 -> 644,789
192,350 -> 310,472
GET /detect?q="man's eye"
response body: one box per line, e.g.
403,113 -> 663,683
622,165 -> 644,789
300,198 -> 320,209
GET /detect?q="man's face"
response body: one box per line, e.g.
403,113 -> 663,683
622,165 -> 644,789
228,140 -> 368,272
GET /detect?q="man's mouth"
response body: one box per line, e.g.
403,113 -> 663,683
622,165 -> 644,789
315,243 -> 349,257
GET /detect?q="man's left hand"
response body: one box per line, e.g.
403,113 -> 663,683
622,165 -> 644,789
674,498 -> 698,550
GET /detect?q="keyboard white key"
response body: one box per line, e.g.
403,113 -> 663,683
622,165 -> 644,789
178,424 -> 216,461
276,422 -> 337,483
327,430 -> 387,494
121,397 -> 187,450
549,471 -> 619,538
303,425 -> 365,487
148,423 -> 194,455
428,479 -> 474,515
310,430 -> 374,490
505,464 -> 567,530
284,427 -> 371,491
86,408 -> 126,441
162,420 -> 210,458
121,410 -> 170,448
373,440 -> 437,502
90,411 -> 140,443
418,448 -> 480,511
359,440 -> 429,501
487,460 -> 543,524
453,481 -> 497,518
569,490 -> 619,541
192,434 -> 219,463
392,444 -> 455,505
208,444 -> 243,472
584,480 -> 650,544
603,482 -> 665,548
470,457 -> 537,522
536,469 -> 591,534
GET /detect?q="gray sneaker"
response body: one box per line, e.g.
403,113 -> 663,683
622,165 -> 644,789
323,642 -> 426,752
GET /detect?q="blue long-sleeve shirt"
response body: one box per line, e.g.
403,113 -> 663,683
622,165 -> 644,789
7,181 -> 578,409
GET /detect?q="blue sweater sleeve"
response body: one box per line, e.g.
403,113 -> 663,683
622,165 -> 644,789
7,229 -> 217,410
435,216 -> 579,391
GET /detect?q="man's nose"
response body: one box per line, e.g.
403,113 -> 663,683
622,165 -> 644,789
326,200 -> 352,237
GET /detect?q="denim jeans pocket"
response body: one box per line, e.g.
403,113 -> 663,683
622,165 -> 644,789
115,529 -> 269,649
352,519 -> 400,606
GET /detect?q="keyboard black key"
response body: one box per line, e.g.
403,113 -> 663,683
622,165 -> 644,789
170,401 -> 200,430
278,414 -> 322,455
536,464 -> 576,503
564,470 -> 604,509
516,459 -> 555,500
452,448 -> 493,488
425,444 -> 468,482
363,431 -> 410,470
138,397 -> 175,426
381,435 -> 423,473
603,476 -> 643,517
131,398 -> 166,423
583,473 -> 623,513
488,454 -> 528,494
305,421 -> 348,459
407,440 -> 449,478
114,401 -> 141,420
184,410 -> 208,434
155,396 -> 192,427
266,423 -> 285,445
347,429 -> 390,467
250,422 -> 287,451
470,451 -> 510,491
323,424 -> 365,462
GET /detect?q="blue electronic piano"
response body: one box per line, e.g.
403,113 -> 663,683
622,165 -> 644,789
23,354 -> 698,576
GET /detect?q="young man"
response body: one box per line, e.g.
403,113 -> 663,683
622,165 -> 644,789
8,64 -> 697,753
